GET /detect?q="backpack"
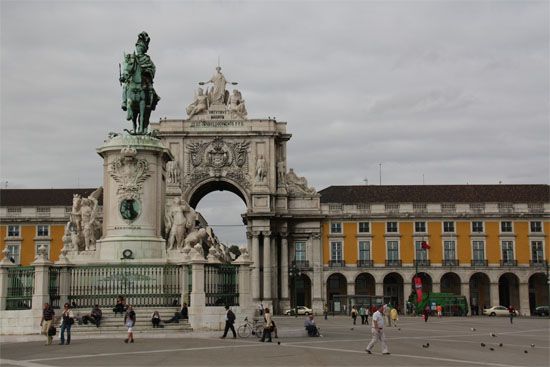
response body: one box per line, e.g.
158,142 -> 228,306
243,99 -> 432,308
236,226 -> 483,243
227,310 -> 236,324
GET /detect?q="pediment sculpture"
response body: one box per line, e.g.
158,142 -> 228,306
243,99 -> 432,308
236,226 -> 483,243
185,66 -> 247,119
286,168 -> 318,196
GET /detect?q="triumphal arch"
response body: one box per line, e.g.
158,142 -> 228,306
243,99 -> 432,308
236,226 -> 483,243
150,66 -> 323,312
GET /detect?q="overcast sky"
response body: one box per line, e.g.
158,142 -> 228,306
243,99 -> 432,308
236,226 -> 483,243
1,0 -> 548,245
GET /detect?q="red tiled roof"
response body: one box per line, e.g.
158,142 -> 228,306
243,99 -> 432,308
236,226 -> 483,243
318,185 -> 549,204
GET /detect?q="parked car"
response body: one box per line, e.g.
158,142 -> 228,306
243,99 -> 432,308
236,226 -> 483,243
483,306 -> 518,316
533,306 -> 549,316
284,306 -> 313,315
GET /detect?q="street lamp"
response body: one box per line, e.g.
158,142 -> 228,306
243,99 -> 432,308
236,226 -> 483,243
289,264 -> 301,317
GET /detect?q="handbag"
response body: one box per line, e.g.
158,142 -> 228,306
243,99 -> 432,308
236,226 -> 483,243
69,317 -> 75,325
48,325 -> 56,336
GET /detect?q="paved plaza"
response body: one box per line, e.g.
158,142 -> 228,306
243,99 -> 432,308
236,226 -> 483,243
1,316 -> 548,367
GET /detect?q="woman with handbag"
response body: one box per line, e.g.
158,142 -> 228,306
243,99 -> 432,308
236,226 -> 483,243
260,307 -> 273,342
59,303 -> 75,345
124,305 -> 136,343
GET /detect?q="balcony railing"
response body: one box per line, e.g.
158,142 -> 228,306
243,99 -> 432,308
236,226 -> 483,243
414,260 -> 431,266
500,260 -> 518,267
385,260 -> 402,267
292,260 -> 311,269
357,260 -> 373,267
530,260 -> 547,267
471,259 -> 488,267
442,259 -> 459,266
329,260 -> 346,267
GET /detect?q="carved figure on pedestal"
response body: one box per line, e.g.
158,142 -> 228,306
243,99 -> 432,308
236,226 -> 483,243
186,87 -> 209,118
199,66 -> 232,105
255,154 -> 267,183
227,89 -> 247,119
64,187 -> 103,252
166,160 -> 181,185
277,161 -> 286,187
184,228 -> 208,254
286,168 -> 317,196
166,197 -> 191,250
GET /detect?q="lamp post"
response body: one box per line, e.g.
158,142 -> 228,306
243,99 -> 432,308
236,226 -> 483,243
289,264 -> 301,317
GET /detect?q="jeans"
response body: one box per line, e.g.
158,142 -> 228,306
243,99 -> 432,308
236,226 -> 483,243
60,323 -> 72,344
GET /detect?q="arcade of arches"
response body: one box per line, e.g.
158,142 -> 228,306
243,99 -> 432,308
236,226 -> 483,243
322,269 -> 548,316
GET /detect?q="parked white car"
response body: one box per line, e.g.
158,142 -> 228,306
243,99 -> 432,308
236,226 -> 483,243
284,306 -> 313,315
483,306 -> 518,316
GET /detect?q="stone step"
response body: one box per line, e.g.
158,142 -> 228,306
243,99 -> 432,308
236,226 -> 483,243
71,325 -> 193,333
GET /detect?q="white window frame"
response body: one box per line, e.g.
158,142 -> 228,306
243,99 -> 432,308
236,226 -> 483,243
443,221 -> 455,233
386,240 -> 400,261
7,225 -> 20,238
386,221 -> 399,234
6,243 -> 20,264
472,221 -> 484,233
330,241 -> 343,261
295,241 -> 306,261
500,221 -> 513,234
500,240 -> 515,262
414,221 -> 427,233
358,240 -> 371,261
472,240 -> 486,261
357,221 -> 370,234
330,222 -> 343,234
443,240 -> 456,260
414,240 -> 429,261
530,221 -> 543,233
36,225 -> 50,237
530,240 -> 544,263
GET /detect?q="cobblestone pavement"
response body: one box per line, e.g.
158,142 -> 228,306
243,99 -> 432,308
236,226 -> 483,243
1,316 -> 549,366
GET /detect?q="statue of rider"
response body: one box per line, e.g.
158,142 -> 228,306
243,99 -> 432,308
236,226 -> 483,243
120,32 -> 160,127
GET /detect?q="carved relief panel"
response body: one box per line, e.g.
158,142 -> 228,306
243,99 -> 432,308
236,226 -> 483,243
184,136 -> 251,189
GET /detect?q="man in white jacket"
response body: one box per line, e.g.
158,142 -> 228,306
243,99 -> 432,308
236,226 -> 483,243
365,304 -> 390,355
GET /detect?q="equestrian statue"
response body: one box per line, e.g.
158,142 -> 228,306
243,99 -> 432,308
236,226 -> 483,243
119,32 -> 160,135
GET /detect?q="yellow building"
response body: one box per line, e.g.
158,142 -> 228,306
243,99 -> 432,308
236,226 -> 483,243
1,184 -> 549,315
318,185 -> 549,315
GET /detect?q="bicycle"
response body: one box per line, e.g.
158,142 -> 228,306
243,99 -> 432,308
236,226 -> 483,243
237,317 -> 264,338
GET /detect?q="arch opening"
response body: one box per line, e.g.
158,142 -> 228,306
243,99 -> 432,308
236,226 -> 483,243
188,179 -> 248,209
327,273 -> 347,313
498,272 -> 520,309
384,272 -> 404,311
290,274 -> 312,308
529,273 -> 549,314
355,273 -> 375,295
441,272 -> 461,295
469,272 -> 490,315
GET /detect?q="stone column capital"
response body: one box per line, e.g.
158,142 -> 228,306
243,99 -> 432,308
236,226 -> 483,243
263,231 -> 272,237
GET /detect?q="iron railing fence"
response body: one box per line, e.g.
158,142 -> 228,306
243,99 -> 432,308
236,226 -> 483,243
49,266 -> 60,308
205,264 -> 239,307
6,266 -> 34,310
67,264 -> 181,308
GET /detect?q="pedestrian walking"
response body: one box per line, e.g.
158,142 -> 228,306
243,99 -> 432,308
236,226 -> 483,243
423,305 -> 430,323
365,305 -> 371,325
390,306 -> 398,327
359,305 -> 366,325
365,304 -> 390,355
384,304 -> 392,327
351,305 -> 358,325
508,305 -> 516,324
124,305 -> 136,343
323,303 -> 328,320
40,303 -> 55,345
59,303 -> 75,345
220,305 -> 236,338
260,307 -> 273,342
436,304 -> 442,318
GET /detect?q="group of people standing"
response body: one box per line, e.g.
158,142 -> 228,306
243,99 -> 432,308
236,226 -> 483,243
350,304 -> 399,327
40,302 -> 75,346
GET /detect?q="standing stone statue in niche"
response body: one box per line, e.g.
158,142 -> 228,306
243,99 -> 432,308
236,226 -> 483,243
119,31 -> 160,134
255,154 -> 267,183
166,160 -> 181,184
227,89 -> 247,119
277,160 -> 286,187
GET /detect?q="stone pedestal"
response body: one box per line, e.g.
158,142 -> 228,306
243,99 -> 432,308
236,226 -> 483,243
95,134 -> 173,262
